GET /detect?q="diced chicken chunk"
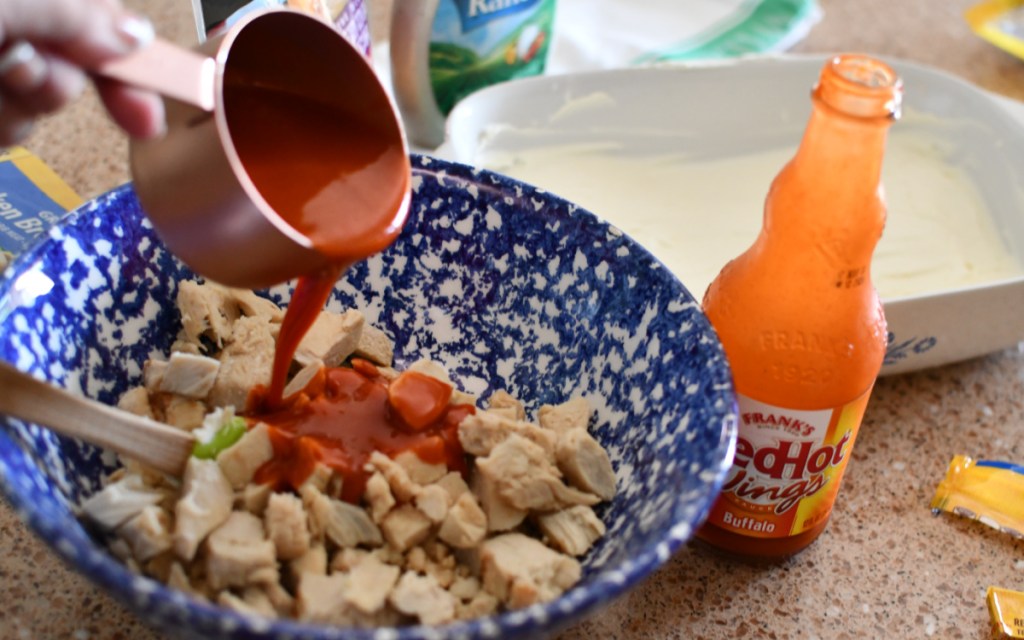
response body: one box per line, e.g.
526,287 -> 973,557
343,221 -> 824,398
538,396 -> 592,434
289,544 -> 327,582
306,487 -> 383,548
438,492 -> 487,549
556,429 -> 617,501
163,396 -> 206,431
368,451 -> 420,502
364,472 -> 395,523
142,360 -> 166,393
264,492 -> 310,561
158,351 -> 221,399
80,474 -> 165,531
117,505 -> 172,562
488,389 -> 525,420
117,386 -> 153,419
294,310 -> 364,369
166,562 -> 202,600
282,360 -> 325,400
173,458 -> 233,561
394,450 -> 447,485
458,411 -> 557,460
237,482 -> 272,516
536,505 -> 606,556
226,288 -> 283,323
407,359 -> 451,383
353,322 -> 393,366
176,280 -> 238,348
471,468 -> 527,532
343,555 -> 400,614
380,505 -> 432,552
477,434 -> 599,511
218,589 -> 276,619
456,591 -> 500,620
479,533 -> 581,609
414,484 -> 450,524
208,316 -> 276,410
297,573 -> 400,627
435,471 -> 470,503
217,422 -> 274,489
295,573 -> 347,624
204,511 -> 276,590
388,571 -> 457,626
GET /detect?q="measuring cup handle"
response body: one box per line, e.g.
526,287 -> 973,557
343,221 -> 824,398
96,38 -> 217,112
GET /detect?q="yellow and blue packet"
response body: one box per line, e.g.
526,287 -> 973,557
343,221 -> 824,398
0,147 -> 81,269
931,455 -> 1024,538
966,0 -> 1024,61
988,586 -> 1024,638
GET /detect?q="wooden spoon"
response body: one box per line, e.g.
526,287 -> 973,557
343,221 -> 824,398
0,360 -> 194,475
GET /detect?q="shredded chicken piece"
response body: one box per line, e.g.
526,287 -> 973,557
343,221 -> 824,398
306,486 -> 383,548
458,411 -> 557,460
217,422 -> 274,490
364,471 -> 395,523
117,386 -> 153,419
479,533 -> 581,609
158,351 -> 221,399
343,555 -> 400,614
117,505 -> 172,562
264,492 -> 311,561
294,310 -> 364,369
353,323 -> 394,366
438,492 -> 487,549
208,316 -> 276,410
476,434 -> 600,511
536,505 -> 606,556
556,428 -> 617,501
204,511 -> 277,591
173,458 -> 233,561
538,396 -> 592,434
388,571 -> 457,626
380,505 -> 432,552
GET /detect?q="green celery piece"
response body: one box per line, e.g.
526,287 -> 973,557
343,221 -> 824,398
192,417 -> 247,459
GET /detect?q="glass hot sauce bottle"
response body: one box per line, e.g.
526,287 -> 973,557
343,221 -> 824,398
697,55 -> 902,559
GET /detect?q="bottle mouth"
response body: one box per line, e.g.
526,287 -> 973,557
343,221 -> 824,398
814,54 -> 903,120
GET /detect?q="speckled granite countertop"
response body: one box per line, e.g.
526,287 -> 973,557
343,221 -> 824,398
3,0 -> 1024,638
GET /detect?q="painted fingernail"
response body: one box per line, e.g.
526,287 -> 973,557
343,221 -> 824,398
116,14 -> 155,50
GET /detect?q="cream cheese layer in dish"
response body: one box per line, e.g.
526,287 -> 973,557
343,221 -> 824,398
472,127 -> 1020,302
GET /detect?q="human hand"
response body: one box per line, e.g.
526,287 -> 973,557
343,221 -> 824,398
0,0 -> 166,145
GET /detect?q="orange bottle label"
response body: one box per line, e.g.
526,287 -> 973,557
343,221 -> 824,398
707,387 -> 872,538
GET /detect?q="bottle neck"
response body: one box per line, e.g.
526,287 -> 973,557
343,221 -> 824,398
789,100 -> 892,195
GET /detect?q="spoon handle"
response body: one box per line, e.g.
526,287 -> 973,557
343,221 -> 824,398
95,38 -> 217,112
0,361 -> 194,476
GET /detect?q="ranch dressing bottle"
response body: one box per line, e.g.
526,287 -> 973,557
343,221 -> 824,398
391,0 -> 556,148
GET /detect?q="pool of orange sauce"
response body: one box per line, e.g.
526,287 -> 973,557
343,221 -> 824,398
248,360 -> 472,503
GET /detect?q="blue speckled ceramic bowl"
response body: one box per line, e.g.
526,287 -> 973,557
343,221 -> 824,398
0,155 -> 737,639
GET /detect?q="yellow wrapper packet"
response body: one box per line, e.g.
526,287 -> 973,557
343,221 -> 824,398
966,0 -> 1024,60
931,455 -> 1024,538
0,146 -> 81,269
988,586 -> 1024,638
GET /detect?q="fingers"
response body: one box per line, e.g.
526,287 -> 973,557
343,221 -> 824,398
0,0 -> 152,65
0,44 -> 88,145
95,77 -> 166,140
0,0 -> 165,142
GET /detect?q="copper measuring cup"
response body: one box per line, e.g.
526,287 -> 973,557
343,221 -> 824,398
98,9 -> 411,288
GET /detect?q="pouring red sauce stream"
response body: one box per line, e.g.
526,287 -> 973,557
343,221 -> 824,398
218,78 -> 469,499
